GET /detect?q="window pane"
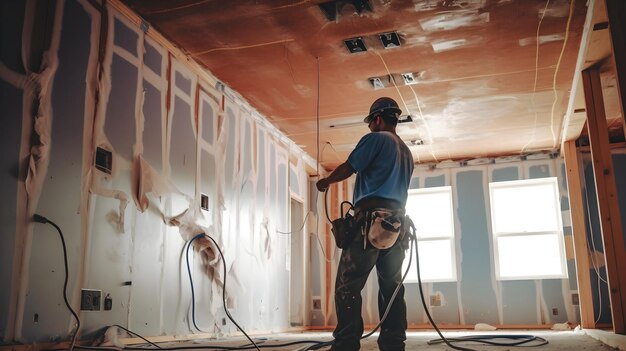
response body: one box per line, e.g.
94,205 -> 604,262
497,234 -> 565,279
403,239 -> 455,282
491,180 -> 559,234
406,188 -> 453,239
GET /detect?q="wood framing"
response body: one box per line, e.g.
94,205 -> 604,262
563,140 -> 595,329
325,184 -> 338,325
582,67 -> 626,334
605,0 -> 626,135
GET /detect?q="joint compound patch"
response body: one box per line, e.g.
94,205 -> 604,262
419,11 -> 490,32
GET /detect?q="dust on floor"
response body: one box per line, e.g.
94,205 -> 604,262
146,330 -> 618,351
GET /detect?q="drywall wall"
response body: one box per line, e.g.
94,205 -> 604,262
0,1 -> 27,341
311,157 -> 580,327
1,0 -> 315,344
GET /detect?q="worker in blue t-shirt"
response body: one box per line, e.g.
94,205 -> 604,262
316,97 -> 414,351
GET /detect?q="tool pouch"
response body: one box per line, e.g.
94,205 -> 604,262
366,209 -> 404,249
331,201 -> 357,249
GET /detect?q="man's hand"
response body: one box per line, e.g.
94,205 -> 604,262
316,178 -> 329,192
315,162 -> 355,192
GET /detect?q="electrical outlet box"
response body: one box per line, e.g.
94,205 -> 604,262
312,297 -> 322,310
81,289 -> 102,311
104,294 -> 112,311
430,295 -> 441,307
200,194 -> 209,211
572,293 -> 580,305
95,147 -> 112,174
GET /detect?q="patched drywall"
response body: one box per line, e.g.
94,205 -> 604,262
1,0 -> 315,344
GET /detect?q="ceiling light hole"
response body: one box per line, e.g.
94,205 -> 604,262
401,73 -> 416,85
369,77 -> 385,90
344,37 -> 367,53
378,31 -> 401,49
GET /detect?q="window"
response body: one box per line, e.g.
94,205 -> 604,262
489,177 -> 567,280
403,186 -> 457,283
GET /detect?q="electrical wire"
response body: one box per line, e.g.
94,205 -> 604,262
123,339 -> 329,350
408,221 -> 483,351
361,232 -> 414,339
276,188 -> 321,235
37,214 -> 552,351
316,56 -> 320,179
185,235 -> 209,333
275,211 -> 312,235
187,233 -> 261,351
427,334 -> 549,347
33,214 -> 81,351
71,232 -> 332,351
76,340 -> 334,351
183,233 -> 336,350
549,0 -> 576,149
111,325 -> 163,349
406,219 -> 550,350
372,49 -> 437,162
522,0 -> 552,154
582,183 -> 608,323
273,188 -> 336,263
323,189 -> 332,224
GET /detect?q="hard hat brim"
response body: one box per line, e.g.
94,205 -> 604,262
363,107 -> 402,123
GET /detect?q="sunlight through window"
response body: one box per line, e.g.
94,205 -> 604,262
403,186 -> 456,283
489,178 -> 567,280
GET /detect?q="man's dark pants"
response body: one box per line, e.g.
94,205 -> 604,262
331,234 -> 407,351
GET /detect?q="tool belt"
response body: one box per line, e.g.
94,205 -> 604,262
362,208 -> 405,249
331,197 -> 410,250
331,201 -> 358,249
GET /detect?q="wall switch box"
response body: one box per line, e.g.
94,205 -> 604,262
104,294 -> 112,311
95,147 -> 112,174
312,297 -> 322,310
81,289 -> 102,311
201,194 -> 209,211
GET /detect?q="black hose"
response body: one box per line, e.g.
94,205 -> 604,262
34,214 -> 81,351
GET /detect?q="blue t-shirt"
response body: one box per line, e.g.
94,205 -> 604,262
347,131 -> 414,207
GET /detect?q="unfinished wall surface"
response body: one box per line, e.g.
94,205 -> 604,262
1,0 -> 314,344
412,159 -> 577,327
581,149 -> 626,326
0,1 -> 27,341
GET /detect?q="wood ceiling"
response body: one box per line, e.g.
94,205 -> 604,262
121,0 -> 593,169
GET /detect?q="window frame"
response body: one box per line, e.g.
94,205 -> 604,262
488,177 -> 568,281
404,186 -> 457,283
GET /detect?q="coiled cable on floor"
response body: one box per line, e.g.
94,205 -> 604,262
427,334 -> 549,347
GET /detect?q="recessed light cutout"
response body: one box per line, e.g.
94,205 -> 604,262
378,31 -> 401,49
344,37 -> 367,53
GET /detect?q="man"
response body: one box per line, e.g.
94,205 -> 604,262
316,97 -> 414,351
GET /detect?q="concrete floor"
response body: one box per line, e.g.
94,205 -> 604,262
153,330 -> 622,351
